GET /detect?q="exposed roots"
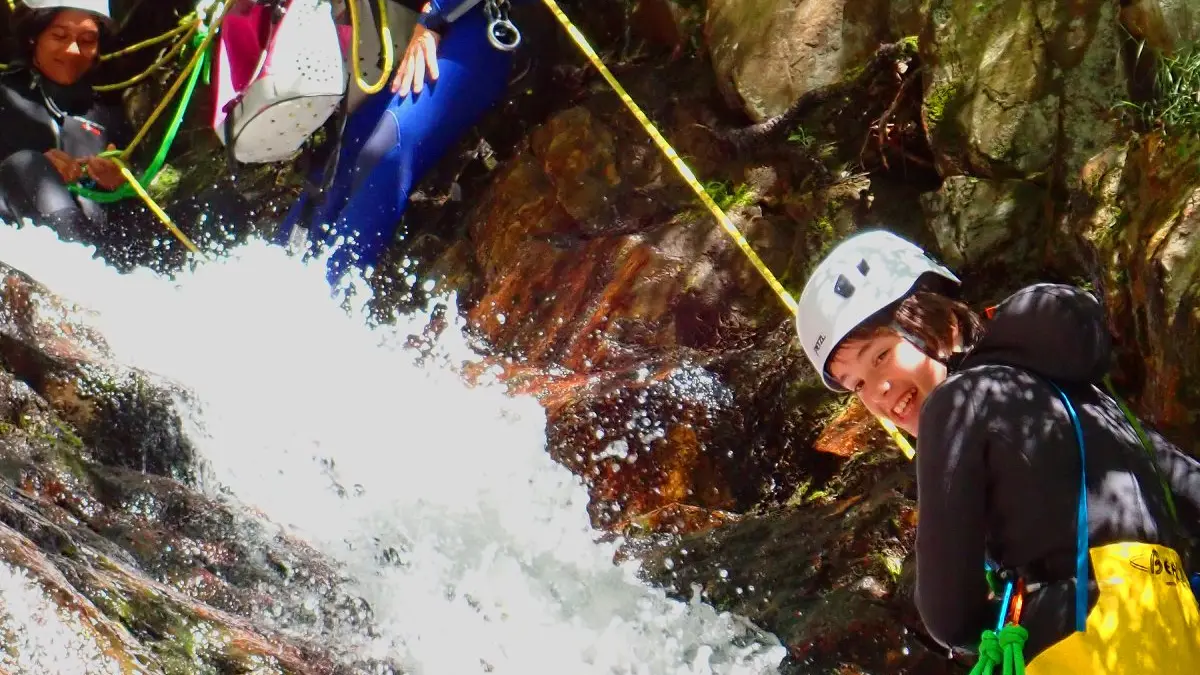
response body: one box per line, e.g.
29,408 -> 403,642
714,41 -> 917,153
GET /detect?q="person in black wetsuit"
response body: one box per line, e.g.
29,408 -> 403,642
794,229 -> 1200,673
0,0 -> 130,241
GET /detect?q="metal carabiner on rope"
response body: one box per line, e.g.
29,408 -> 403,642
484,0 -> 521,52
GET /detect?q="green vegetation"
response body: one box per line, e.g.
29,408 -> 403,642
1119,41 -> 1200,136
702,180 -> 758,211
924,80 -> 963,128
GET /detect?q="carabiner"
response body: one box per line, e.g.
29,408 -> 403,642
487,17 -> 521,51
484,0 -> 521,52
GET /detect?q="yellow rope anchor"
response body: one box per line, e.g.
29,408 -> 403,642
541,0 -> 915,460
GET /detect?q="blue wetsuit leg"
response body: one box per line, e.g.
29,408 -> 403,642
275,88 -> 396,245
319,6 -> 514,283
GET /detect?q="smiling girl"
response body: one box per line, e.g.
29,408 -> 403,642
795,229 -> 1200,673
0,1 -> 129,241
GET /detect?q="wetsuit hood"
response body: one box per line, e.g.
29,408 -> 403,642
951,284 -> 1112,384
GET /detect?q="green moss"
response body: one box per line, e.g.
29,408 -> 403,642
925,80 -> 963,128
147,164 -> 183,203
879,552 -> 903,582
703,181 -> 758,211
50,419 -> 85,449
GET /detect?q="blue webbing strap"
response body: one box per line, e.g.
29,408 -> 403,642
1046,380 -> 1090,633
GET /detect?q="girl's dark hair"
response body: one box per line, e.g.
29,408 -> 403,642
836,276 -> 985,362
9,8 -> 112,66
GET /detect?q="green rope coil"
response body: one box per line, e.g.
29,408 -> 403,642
970,624 -> 1029,675
70,29 -> 210,204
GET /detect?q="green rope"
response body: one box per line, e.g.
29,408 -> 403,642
970,625 -> 1029,675
1102,375 -> 1179,523
70,29 -> 211,204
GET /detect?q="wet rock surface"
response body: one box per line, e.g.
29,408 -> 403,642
0,0 -> 1198,672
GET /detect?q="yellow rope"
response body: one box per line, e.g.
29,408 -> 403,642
95,19 -> 198,92
541,0 -> 917,460
109,156 -> 202,255
122,0 -> 231,161
99,14 -> 196,62
346,0 -> 395,94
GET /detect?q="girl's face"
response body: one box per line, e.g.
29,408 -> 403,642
827,330 -> 948,436
34,10 -> 101,86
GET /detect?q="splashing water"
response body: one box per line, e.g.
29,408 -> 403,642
0,226 -> 786,674
0,562 -> 122,675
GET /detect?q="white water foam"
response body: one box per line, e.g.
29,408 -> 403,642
0,562 -> 123,675
0,226 -> 786,675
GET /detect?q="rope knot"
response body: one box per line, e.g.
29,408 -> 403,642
969,625 -> 1028,675
998,624 -> 1028,649
974,630 -> 1003,667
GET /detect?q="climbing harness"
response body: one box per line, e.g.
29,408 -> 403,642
484,0 -> 520,51
540,0 -> 916,457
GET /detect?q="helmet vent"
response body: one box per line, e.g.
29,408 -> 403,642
834,274 -> 855,298
856,258 -> 870,276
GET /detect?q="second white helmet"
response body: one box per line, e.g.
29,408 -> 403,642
794,229 -> 960,391
20,0 -> 112,21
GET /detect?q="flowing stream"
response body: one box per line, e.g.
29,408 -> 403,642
0,225 -> 787,675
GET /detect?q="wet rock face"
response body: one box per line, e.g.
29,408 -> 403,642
0,265 -> 390,673
0,263 -> 196,481
705,0 -> 893,121
637,449 -> 958,674
919,0 -> 1126,185
919,177 -> 1044,268
1120,0 -> 1200,54
461,59 -> 798,375
1077,134 -> 1200,444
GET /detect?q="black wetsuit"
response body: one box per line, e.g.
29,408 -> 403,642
0,67 -> 130,240
914,283 -> 1200,660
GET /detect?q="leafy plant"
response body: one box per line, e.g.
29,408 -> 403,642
1118,40 -> 1200,135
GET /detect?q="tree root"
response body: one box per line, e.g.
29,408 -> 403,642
859,66 -> 923,170
714,41 -> 916,153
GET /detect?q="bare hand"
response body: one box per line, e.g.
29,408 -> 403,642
44,149 -> 83,184
391,22 -> 441,97
83,145 -> 126,191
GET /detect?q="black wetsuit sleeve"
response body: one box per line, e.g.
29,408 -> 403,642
913,377 -> 996,650
0,86 -> 20,160
1147,428 -> 1200,539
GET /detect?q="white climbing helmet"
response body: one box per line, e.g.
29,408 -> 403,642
795,229 -> 960,391
20,0 -> 112,22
